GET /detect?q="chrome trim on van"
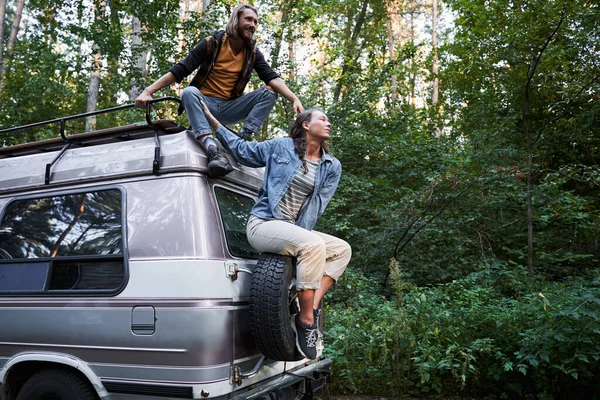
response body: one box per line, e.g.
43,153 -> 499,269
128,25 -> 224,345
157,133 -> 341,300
91,362 -> 231,384
0,342 -> 186,353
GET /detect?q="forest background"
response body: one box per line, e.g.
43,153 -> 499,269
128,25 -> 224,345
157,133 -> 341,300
0,0 -> 599,398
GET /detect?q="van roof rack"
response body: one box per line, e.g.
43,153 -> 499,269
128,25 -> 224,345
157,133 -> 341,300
0,97 -> 186,184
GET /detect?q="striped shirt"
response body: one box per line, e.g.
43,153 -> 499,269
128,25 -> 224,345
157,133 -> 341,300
280,159 -> 319,222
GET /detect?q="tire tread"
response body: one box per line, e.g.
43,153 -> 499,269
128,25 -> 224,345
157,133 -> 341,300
249,253 -> 301,361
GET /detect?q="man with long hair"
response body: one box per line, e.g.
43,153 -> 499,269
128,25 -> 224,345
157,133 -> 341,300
136,4 -> 303,178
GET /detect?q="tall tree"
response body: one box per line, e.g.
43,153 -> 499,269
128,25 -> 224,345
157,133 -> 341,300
178,0 -> 191,55
333,0 -> 369,103
270,0 -> 291,70
0,0 -> 6,76
523,6 -> 567,276
288,40 -> 295,81
105,0 -> 123,105
129,15 -> 148,101
1,0 -> 25,80
86,0 -> 105,131
431,0 -> 439,106
386,19 -> 398,103
201,0 -> 211,24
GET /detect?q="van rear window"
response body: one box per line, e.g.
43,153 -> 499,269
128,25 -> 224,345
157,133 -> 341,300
0,189 -> 125,294
214,187 -> 260,259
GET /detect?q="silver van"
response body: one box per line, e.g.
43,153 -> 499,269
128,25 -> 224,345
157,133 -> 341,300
0,99 -> 332,400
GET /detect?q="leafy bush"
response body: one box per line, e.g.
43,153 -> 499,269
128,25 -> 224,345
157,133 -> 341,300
324,262 -> 600,399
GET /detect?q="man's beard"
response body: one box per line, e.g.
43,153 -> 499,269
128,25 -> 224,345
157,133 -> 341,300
237,26 -> 255,45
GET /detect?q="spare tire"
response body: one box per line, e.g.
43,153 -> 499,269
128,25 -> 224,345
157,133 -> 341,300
249,253 -> 303,361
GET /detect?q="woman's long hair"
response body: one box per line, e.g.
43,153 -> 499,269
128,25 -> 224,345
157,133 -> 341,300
226,4 -> 258,42
289,108 -> 331,173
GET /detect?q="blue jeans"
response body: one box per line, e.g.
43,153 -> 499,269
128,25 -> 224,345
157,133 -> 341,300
180,86 -> 278,138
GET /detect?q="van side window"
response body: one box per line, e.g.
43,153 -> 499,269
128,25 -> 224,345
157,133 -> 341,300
0,189 -> 125,294
214,187 -> 260,259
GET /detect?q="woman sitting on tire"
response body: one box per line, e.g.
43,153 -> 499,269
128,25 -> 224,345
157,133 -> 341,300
202,101 -> 352,360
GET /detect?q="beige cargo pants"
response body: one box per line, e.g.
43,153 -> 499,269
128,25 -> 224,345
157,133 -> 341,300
247,215 -> 351,290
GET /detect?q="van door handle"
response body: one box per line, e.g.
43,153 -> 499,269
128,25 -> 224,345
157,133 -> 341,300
132,305 -> 156,335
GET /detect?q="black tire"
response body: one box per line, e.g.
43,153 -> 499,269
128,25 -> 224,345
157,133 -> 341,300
249,253 -> 303,361
16,368 -> 97,400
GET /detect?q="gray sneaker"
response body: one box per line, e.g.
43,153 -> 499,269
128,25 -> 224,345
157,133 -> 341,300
291,314 -> 318,359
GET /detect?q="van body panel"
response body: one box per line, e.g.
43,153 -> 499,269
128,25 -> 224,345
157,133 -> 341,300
0,296 -> 235,367
124,177 -> 225,259
118,260 -> 232,298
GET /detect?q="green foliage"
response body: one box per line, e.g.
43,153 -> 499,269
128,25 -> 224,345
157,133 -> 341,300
325,262 -> 600,399
312,0 -> 600,289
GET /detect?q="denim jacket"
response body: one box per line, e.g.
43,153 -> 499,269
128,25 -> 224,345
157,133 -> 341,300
215,125 -> 341,231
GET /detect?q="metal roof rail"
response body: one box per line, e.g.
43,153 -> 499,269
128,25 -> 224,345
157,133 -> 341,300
0,97 -> 183,184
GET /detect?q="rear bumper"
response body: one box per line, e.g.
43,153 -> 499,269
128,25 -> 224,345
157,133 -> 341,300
230,358 -> 333,400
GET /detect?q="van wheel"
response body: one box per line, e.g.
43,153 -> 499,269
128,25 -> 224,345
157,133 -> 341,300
16,369 -> 97,400
249,253 -> 302,361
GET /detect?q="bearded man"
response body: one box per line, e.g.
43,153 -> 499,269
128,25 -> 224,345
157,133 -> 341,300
136,4 -> 303,177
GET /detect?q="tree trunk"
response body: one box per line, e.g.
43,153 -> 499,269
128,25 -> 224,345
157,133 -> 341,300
409,11 -> 416,106
42,2 -> 56,44
318,42 -> 327,101
175,0 -> 191,95
386,19 -> 397,103
201,0 -> 211,21
106,0 -> 121,104
333,0 -> 369,103
0,0 -> 7,77
86,0 -> 105,132
288,40 -> 295,81
431,0 -> 439,106
523,6 -> 566,277
260,0 -> 291,141
270,1 -> 290,70
76,4 -> 84,70
526,127 -> 534,276
432,0 -> 441,135
129,15 -> 148,101
1,0 -> 25,79
86,48 -> 101,131
183,0 -> 190,44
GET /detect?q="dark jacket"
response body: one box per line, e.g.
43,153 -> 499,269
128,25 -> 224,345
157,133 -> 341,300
169,30 -> 280,100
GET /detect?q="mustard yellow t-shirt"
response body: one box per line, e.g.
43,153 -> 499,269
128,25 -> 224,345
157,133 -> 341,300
201,35 -> 246,100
